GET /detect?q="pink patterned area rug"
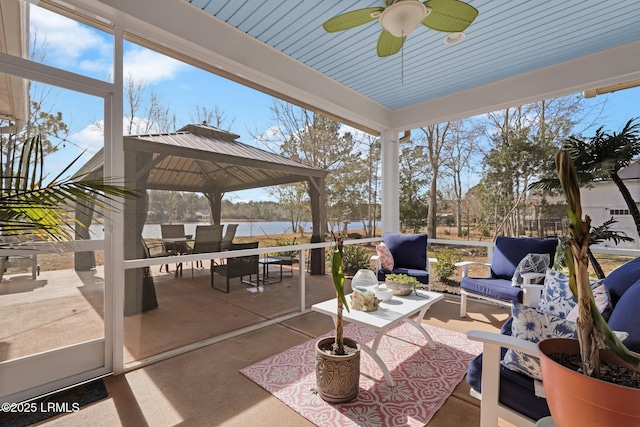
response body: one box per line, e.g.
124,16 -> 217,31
240,322 -> 483,426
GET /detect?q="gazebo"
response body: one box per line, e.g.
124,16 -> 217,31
77,123 -> 328,314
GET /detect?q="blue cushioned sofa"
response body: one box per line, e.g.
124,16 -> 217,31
466,256 -> 640,427
373,233 -> 433,286
458,236 -> 558,317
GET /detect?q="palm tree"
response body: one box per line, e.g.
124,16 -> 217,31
531,118 -> 640,277
0,135 -> 136,242
564,118 -> 640,233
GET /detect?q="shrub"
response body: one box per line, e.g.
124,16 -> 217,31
341,244 -> 371,276
275,237 -> 297,258
433,247 -> 462,280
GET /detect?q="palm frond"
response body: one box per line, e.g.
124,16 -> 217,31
0,135 -> 138,242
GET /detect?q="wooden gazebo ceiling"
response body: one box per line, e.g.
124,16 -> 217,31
124,123 -> 327,193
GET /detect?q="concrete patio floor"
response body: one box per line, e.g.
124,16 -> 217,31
1,263 -> 512,426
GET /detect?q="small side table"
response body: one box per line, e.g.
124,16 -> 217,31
259,257 -> 283,284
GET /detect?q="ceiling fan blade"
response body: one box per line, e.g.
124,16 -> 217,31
421,0 -> 479,33
323,7 -> 385,33
377,30 -> 406,57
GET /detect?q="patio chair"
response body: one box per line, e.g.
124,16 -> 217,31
191,224 -> 223,277
457,236 -> 558,317
160,224 -> 190,254
466,256 -> 640,426
220,223 -> 238,251
141,238 -> 171,273
0,235 -> 40,281
372,233 -> 435,289
212,242 -> 259,293
270,237 -> 297,278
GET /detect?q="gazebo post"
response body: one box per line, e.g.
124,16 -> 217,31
124,151 -> 157,316
74,169 -> 103,271
204,191 -> 223,225
308,176 -> 325,275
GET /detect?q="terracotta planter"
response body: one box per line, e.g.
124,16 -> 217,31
315,337 -> 360,403
538,338 -> 640,427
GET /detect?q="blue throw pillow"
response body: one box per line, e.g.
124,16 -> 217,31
383,233 -> 427,270
608,279 -> 640,353
511,253 -> 550,287
603,257 -> 640,305
502,303 -> 577,380
537,269 -> 576,318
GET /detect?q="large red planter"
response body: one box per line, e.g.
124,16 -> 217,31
538,338 -> 640,427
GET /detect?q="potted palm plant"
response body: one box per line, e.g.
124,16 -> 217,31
537,150 -> 640,426
315,234 -> 361,403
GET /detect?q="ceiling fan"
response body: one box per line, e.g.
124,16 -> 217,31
322,0 -> 479,57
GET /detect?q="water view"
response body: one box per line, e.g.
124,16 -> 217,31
89,221 -> 372,239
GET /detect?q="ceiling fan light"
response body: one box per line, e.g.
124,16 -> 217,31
379,1 -> 428,37
444,32 -> 466,45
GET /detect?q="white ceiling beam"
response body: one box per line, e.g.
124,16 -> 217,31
390,40 -> 640,130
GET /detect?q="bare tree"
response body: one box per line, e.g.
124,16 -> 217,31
256,100 -> 359,231
442,119 -> 481,237
190,104 -> 236,130
122,73 -> 176,135
419,123 -> 451,238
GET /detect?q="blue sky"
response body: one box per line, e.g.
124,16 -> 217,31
29,5 -> 640,203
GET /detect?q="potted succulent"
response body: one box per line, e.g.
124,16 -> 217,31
315,234 -> 361,403
384,273 -> 420,296
537,150 -> 640,426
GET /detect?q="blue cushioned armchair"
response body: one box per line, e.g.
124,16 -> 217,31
466,256 -> 640,427
373,233 -> 436,288
457,236 -> 558,317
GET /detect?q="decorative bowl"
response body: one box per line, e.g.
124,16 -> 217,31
384,280 -> 414,296
375,286 -> 394,301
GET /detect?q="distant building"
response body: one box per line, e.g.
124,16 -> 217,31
195,211 -> 210,221
581,161 -> 640,249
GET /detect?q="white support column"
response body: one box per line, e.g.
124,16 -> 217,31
381,129 -> 400,233
110,23 -> 125,375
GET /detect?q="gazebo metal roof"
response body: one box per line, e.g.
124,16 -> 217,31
81,123 -> 328,194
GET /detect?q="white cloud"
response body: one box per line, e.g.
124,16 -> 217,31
68,115 -> 160,154
30,6 -> 111,72
68,122 -> 104,152
30,6 -> 185,84
254,125 -> 283,142
124,46 -> 186,85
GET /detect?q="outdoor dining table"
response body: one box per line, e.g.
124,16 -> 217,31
160,236 -> 194,277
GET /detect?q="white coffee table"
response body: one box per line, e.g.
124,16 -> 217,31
311,289 -> 444,387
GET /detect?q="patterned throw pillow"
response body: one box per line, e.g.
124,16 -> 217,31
376,242 -> 394,271
537,269 -> 577,318
511,253 -> 550,287
566,284 -> 613,322
502,303 -> 577,380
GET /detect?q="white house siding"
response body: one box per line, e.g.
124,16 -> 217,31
581,162 -> 640,249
